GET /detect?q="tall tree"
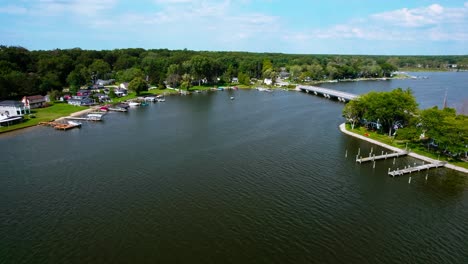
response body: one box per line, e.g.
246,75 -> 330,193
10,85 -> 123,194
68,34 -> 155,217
128,77 -> 147,95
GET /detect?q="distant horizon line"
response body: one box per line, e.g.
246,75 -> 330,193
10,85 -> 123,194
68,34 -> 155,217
2,44 -> 467,57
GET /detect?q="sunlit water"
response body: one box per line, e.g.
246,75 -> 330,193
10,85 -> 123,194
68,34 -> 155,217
1,72 -> 467,263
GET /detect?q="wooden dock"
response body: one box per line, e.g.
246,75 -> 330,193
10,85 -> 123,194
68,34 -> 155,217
388,162 -> 447,177
356,151 -> 408,163
39,121 -> 81,130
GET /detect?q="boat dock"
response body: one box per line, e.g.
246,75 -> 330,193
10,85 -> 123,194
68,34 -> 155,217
64,112 -> 105,121
356,151 -> 408,163
64,116 -> 102,121
388,162 -> 447,177
39,121 -> 81,130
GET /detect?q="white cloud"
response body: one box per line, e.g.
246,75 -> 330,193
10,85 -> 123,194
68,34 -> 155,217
285,2 -> 468,43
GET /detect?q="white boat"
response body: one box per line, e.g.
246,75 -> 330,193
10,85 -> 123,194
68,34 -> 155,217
144,96 -> 157,102
128,101 -> 141,107
157,98 -> 165,102
230,97 -> 235,100
67,120 -> 82,127
87,113 -> 104,121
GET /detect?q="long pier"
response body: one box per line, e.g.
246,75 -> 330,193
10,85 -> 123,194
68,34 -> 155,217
388,162 -> 447,177
297,85 -> 358,102
356,151 -> 408,163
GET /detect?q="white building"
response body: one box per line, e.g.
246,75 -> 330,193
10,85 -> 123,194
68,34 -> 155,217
0,100 -> 30,126
263,78 -> 273,85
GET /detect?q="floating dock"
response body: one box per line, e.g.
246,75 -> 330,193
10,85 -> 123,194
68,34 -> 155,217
388,162 -> 447,177
356,151 -> 408,163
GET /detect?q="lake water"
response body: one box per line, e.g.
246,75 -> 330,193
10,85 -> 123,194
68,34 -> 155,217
1,72 -> 467,263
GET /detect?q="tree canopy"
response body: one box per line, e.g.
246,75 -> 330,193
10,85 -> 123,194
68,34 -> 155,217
1,45 -> 467,100
344,89 -> 467,160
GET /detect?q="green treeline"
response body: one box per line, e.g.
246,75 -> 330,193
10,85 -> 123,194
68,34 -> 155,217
343,89 -> 467,161
1,45 -> 468,99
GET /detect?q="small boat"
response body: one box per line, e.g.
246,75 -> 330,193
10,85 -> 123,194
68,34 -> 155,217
128,101 -> 141,107
157,98 -> 166,102
87,113 -> 104,121
67,120 -> 82,127
108,107 -> 128,112
100,106 -> 109,112
230,97 -> 235,100
144,96 -> 157,102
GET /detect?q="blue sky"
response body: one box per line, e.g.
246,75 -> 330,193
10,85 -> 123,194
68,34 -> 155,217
0,0 -> 467,55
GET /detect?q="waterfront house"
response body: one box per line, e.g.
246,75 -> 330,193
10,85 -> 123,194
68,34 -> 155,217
77,89 -> 91,97
232,77 -> 239,83
0,100 -> 30,127
114,88 -> 128,97
95,93 -> 111,103
23,95 -> 46,109
67,96 -> 95,106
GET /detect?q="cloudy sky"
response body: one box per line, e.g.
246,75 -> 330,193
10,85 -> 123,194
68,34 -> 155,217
0,0 -> 467,55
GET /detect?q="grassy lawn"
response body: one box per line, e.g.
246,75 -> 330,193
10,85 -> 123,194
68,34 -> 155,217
0,103 -> 88,133
346,124 -> 468,169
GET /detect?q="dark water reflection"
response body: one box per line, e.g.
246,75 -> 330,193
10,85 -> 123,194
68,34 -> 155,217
0,72 -> 467,263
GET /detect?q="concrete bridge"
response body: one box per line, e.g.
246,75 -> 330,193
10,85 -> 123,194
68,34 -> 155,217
297,85 -> 358,102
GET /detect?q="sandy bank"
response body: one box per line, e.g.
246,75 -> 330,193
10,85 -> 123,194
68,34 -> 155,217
339,123 -> 468,174
55,107 -> 98,121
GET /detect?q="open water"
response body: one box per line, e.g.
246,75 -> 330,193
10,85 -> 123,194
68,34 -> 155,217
1,72 -> 467,263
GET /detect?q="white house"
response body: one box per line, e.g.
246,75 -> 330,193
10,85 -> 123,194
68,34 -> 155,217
0,100 -> 30,126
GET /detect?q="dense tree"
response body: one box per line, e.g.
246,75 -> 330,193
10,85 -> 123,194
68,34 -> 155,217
117,67 -> 144,83
343,88 -> 418,135
88,59 -> 111,81
128,77 -> 147,95
1,45 -> 467,99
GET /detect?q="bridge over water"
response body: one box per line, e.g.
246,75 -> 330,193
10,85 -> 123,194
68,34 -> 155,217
297,85 -> 358,102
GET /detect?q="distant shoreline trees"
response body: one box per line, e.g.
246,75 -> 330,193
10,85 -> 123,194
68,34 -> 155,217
1,45 -> 467,100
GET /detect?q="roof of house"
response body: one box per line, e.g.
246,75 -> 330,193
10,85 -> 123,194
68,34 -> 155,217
0,100 -> 24,107
26,95 -> 45,103
26,95 -> 45,100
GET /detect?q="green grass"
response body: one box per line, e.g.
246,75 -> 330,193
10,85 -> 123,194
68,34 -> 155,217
346,124 -> 468,169
398,67 -> 448,72
0,103 -> 88,133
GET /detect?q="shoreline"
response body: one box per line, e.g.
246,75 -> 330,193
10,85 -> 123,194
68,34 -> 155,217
339,123 -> 468,174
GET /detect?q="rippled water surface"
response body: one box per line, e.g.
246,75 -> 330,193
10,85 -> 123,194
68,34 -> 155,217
1,72 -> 467,263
